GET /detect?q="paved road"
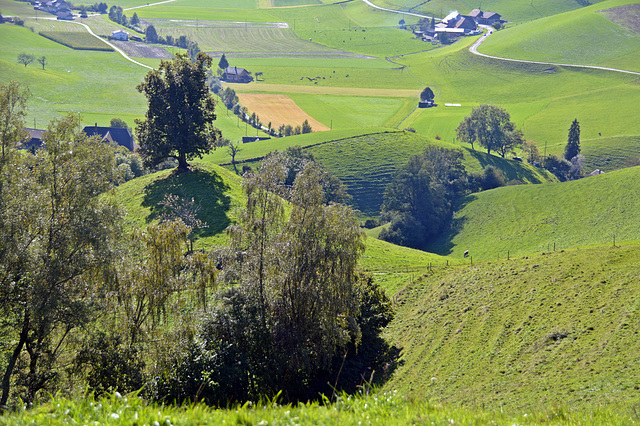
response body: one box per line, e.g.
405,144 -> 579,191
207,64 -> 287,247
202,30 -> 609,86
361,0 -> 640,76
67,20 -> 154,70
361,0 -> 435,20
470,24 -> 640,76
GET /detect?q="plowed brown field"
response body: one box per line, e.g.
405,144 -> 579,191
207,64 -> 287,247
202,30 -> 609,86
236,93 -> 330,132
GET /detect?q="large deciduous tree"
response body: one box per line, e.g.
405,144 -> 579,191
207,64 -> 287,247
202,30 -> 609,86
564,118 -> 580,161
380,146 -> 467,249
135,53 -> 220,172
17,53 -> 34,68
456,104 -> 523,157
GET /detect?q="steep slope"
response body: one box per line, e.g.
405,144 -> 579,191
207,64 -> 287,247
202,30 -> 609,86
428,165 -> 640,260
385,245 -> 640,411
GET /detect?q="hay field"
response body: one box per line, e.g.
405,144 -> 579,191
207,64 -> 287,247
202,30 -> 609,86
236,93 -> 331,131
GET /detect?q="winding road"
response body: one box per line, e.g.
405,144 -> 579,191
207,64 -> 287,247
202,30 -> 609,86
362,0 -> 640,76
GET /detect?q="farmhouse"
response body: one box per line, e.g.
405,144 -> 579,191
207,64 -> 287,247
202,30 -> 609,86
111,30 -> 129,41
20,128 -> 45,150
469,9 -> 502,25
435,11 -> 478,34
83,125 -> 136,151
223,67 -> 254,83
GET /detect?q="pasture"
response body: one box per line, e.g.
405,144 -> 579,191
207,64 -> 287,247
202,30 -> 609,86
479,0 -> 640,70
428,166 -> 640,260
386,243 -> 640,411
0,24 -> 149,127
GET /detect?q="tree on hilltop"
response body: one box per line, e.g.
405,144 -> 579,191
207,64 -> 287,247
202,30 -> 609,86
564,118 -> 581,161
456,104 -> 523,157
135,53 -> 221,172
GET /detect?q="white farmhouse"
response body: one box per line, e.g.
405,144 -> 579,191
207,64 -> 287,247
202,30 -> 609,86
111,30 -> 129,41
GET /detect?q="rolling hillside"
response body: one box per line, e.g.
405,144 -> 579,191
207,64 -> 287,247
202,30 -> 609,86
427,165 -> 640,260
385,244 -> 640,411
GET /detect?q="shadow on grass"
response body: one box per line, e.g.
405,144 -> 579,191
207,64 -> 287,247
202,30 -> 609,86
424,193 -> 478,256
465,149 -> 543,183
142,167 -> 232,239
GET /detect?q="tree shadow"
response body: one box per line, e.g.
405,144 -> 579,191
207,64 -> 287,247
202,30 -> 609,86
142,167 -> 233,239
465,149 -> 543,183
424,193 -> 478,256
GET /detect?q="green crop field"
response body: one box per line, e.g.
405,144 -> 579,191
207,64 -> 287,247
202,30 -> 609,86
39,31 -> 114,51
426,166 -> 640,260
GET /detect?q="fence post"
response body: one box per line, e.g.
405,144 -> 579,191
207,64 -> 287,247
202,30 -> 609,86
554,243 -> 556,251
507,250 -> 510,260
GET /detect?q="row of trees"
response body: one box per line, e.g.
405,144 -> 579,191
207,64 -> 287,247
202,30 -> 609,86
17,53 -> 46,70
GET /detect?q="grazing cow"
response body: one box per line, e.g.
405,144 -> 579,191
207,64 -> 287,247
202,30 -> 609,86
464,250 -> 469,258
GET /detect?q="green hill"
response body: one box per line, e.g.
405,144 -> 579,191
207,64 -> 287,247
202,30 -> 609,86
114,161 -> 442,294
225,131 -> 555,217
481,0 -> 640,71
427,166 -> 640,260
307,131 -> 555,216
384,244 -> 640,411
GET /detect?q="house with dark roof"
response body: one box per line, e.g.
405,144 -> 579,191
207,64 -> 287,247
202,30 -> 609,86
223,67 -> 254,83
20,128 -> 46,150
83,125 -> 136,151
435,11 -> 477,34
469,9 -> 502,25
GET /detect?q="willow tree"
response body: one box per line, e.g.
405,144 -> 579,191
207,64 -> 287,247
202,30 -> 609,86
135,53 -> 220,172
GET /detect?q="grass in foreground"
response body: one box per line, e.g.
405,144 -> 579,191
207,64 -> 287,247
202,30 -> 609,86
385,244 -> 640,413
1,389 -> 634,425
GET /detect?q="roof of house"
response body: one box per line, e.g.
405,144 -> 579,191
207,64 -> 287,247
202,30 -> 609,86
469,9 -> 501,20
83,125 -> 134,151
112,30 -> 129,35
225,66 -> 250,76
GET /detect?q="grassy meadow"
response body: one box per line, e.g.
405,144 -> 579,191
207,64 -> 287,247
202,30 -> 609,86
386,244 -> 640,411
428,166 -> 640,260
5,0 -> 640,419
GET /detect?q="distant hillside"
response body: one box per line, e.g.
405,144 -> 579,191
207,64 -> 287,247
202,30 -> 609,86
306,132 -> 555,216
428,166 -> 640,260
384,244 -> 640,411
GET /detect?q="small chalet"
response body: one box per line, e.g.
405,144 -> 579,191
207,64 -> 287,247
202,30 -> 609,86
20,128 -> 46,150
111,30 -> 129,41
435,11 -> 477,34
469,9 -> 502,25
83,125 -> 135,151
223,67 -> 254,83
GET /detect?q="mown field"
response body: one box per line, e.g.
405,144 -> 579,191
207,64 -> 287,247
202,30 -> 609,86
428,166 -> 640,260
39,31 -> 114,51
